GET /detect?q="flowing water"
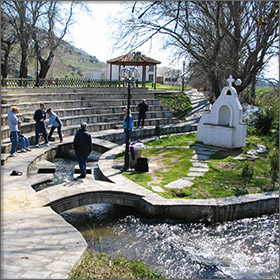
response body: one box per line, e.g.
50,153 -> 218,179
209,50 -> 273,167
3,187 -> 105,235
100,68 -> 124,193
62,204 -> 279,279
41,155 -> 279,279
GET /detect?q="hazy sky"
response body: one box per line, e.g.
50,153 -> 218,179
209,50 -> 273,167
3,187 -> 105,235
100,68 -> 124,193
64,1 -> 178,67
64,1 -> 278,80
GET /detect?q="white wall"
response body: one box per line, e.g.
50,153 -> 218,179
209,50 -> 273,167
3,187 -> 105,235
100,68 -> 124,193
105,65 -> 155,82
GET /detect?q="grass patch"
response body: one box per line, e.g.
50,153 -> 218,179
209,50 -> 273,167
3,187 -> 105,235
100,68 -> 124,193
69,250 -> 164,279
140,82 -> 192,92
117,133 -> 278,199
154,92 -> 192,120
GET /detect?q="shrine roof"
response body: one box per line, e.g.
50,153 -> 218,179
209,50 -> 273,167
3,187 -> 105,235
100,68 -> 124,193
107,52 -> 161,66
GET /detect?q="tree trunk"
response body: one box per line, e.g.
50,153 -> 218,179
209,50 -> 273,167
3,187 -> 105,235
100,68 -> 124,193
39,52 -> 54,79
1,45 -> 11,78
20,43 -> 28,78
208,72 -> 221,99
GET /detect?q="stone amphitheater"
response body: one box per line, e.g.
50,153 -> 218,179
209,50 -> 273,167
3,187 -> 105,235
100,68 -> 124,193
1,87 -> 184,153
1,86 -> 278,279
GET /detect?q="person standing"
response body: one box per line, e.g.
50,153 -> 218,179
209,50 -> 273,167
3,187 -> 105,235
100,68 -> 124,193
33,103 -> 49,147
73,122 -> 92,179
137,99 -> 149,128
123,109 -> 133,144
8,106 -> 21,157
46,108 -> 63,142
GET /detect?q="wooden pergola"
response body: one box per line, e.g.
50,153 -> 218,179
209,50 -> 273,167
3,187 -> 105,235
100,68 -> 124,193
107,52 -> 161,89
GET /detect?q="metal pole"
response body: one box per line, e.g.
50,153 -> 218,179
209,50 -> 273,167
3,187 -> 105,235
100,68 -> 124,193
182,61 -> 186,92
124,80 -> 131,170
36,45 -> 39,87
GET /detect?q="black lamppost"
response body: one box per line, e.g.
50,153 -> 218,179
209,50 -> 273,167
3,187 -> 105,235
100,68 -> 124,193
120,67 -> 140,171
182,61 -> 186,92
35,43 -> 39,87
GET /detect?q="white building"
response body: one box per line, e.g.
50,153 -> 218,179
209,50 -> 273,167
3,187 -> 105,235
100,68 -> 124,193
197,75 -> 247,148
82,71 -> 106,80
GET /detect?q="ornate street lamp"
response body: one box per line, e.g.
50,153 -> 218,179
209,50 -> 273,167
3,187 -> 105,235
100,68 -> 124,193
120,67 -> 140,171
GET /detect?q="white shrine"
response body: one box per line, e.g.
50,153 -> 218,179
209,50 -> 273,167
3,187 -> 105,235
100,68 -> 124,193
197,75 -> 247,148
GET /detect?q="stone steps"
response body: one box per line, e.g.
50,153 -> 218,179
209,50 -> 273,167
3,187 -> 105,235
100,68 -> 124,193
1,116 -> 179,153
1,98 -> 162,115
1,92 -> 154,103
1,111 -> 175,139
1,87 -> 181,154
1,107 -> 172,126
185,89 -> 211,124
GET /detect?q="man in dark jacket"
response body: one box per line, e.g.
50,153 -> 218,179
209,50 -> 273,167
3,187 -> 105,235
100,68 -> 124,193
137,99 -> 149,128
73,122 -> 92,179
33,103 -> 49,147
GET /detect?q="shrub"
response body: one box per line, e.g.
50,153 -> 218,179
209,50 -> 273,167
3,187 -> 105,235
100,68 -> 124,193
250,108 -> 274,135
241,162 -> 254,185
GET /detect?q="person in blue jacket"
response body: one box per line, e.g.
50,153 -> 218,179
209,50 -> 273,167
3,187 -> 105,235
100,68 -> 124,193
33,103 -> 49,147
73,122 -> 92,179
8,106 -> 21,157
123,109 -> 133,144
46,108 -> 63,142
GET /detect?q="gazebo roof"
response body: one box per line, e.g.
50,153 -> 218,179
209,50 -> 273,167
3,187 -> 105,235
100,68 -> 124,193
107,52 -> 161,66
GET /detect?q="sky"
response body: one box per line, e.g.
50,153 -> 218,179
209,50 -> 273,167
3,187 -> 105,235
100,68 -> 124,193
65,1 -> 178,67
64,1 -> 279,80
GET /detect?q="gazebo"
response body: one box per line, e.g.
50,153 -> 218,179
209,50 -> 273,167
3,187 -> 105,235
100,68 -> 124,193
107,52 -> 161,89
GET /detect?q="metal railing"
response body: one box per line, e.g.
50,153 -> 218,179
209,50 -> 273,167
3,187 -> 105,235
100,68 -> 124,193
1,78 -> 120,88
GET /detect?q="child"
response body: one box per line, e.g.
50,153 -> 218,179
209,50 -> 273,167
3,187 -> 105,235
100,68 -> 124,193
18,131 -> 31,152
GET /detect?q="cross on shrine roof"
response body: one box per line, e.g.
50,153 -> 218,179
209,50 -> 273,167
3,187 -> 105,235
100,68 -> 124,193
226,75 -> 235,87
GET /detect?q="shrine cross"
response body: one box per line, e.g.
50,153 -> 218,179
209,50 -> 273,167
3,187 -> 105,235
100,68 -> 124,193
226,75 -> 235,87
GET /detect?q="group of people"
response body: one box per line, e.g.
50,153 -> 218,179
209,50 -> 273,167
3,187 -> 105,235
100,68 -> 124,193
8,103 -> 63,157
8,99 -> 149,179
7,103 -> 91,181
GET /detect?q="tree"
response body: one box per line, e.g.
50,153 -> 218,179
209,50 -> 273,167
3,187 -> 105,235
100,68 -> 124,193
1,8 -> 18,78
114,1 -> 279,99
29,1 -> 77,79
1,1 -> 84,78
2,1 -> 33,78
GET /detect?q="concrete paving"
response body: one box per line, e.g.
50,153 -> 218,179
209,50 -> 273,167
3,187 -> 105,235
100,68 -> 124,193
1,137 -> 87,279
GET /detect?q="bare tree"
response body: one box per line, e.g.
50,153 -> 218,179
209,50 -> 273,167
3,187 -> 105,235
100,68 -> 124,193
30,1 -> 78,79
1,8 -> 18,78
2,1 -> 33,78
114,1 -> 279,99
1,1 -> 85,79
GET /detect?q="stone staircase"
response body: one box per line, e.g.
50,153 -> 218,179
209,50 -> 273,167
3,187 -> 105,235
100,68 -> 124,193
185,89 -> 211,124
1,87 -> 179,154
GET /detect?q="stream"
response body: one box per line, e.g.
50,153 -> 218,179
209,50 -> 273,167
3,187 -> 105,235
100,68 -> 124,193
62,204 -> 279,279
45,157 -> 279,279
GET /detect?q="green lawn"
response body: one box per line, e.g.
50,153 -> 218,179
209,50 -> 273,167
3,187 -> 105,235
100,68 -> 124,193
120,133 -> 278,199
139,82 -> 192,91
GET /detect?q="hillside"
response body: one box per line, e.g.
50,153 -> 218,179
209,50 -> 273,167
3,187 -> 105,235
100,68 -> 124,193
8,40 -> 107,79
47,41 -> 107,78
